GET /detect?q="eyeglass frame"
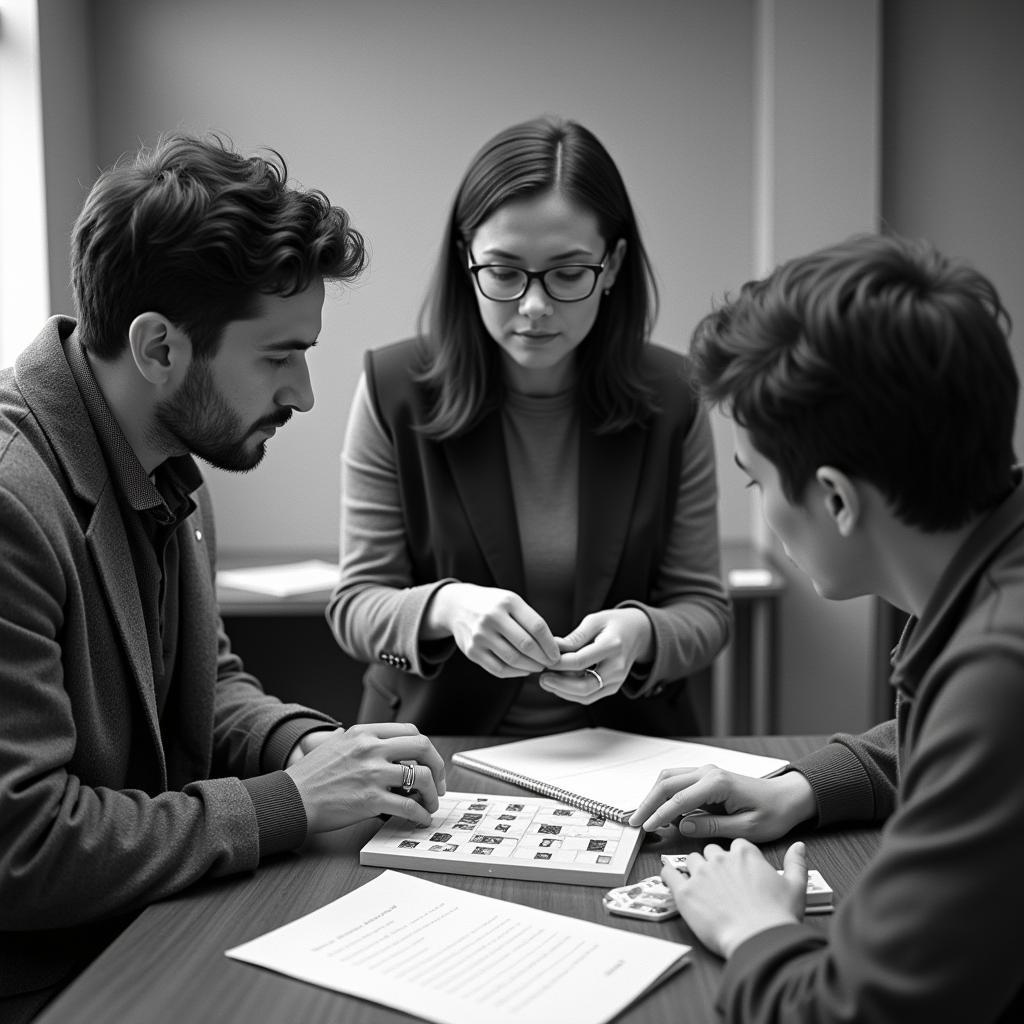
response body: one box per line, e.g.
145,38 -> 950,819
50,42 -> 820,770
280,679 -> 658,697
465,245 -> 614,303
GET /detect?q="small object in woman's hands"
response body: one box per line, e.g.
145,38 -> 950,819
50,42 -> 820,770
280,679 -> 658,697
659,854 -> 834,914
538,669 -> 606,699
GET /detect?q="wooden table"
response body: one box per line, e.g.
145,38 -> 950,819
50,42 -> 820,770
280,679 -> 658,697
35,735 -> 877,1024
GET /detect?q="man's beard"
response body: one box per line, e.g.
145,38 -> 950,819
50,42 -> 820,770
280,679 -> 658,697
151,359 -> 290,472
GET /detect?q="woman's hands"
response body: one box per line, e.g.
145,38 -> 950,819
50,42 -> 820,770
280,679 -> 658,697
424,583 -> 560,677
424,587 -> 652,704
540,608 -> 653,704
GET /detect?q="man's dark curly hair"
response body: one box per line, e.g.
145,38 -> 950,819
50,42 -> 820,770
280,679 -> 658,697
71,131 -> 366,360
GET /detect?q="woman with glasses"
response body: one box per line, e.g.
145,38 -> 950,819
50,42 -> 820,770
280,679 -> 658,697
327,115 -> 730,737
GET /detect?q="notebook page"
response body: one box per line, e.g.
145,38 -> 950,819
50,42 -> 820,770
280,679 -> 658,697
455,728 -> 787,814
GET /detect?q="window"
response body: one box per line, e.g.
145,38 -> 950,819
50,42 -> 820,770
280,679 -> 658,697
0,0 -> 50,368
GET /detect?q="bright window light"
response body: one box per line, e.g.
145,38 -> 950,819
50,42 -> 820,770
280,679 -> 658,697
0,0 -> 50,369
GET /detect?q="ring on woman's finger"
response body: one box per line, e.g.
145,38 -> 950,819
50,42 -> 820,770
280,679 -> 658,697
398,759 -> 418,794
584,667 -> 603,689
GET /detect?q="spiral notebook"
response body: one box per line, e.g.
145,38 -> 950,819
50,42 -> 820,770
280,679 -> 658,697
452,727 -> 788,824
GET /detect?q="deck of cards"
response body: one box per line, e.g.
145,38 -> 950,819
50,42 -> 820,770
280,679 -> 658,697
604,859 -> 834,922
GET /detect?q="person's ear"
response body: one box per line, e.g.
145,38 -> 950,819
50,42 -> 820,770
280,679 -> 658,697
816,466 -> 859,537
127,313 -> 192,386
602,237 -> 628,292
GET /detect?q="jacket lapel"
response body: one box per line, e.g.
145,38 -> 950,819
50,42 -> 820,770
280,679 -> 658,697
169,505 -> 216,783
20,320 -> 164,767
443,410 -> 526,594
86,485 -> 163,760
573,408 -> 646,621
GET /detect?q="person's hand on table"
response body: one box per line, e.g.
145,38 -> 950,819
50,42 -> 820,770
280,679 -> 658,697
285,723 -> 446,833
539,608 -> 652,705
628,765 -> 817,842
424,582 -> 560,677
660,839 -> 807,958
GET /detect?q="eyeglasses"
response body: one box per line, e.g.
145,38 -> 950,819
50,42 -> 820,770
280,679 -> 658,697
467,247 -> 612,303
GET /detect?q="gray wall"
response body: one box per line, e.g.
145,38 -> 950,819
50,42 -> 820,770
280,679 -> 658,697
882,0 -> 1024,466
63,0 -> 757,552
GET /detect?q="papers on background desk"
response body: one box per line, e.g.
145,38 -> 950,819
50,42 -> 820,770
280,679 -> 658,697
215,559 -> 338,597
727,567 -> 775,588
226,871 -> 690,1024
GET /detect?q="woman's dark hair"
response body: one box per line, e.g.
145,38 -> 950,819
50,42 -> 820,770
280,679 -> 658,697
71,131 -> 366,360
416,115 -> 660,439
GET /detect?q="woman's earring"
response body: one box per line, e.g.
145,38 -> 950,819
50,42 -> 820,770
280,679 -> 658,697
603,287 -> 612,295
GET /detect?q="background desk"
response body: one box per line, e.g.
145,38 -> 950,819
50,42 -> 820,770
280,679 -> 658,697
218,541 -> 785,737
717,542 -> 787,735
36,735 -> 877,1024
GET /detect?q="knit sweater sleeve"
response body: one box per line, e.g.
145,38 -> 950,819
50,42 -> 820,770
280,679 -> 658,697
787,719 -> 898,826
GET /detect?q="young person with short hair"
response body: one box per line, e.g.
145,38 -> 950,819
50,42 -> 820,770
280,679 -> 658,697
631,233 -> 1024,1022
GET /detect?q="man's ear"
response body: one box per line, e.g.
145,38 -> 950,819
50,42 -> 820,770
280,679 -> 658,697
127,313 -> 191,386
816,466 -> 859,537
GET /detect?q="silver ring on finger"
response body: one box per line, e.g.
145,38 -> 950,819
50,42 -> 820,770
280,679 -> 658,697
399,759 -> 417,794
584,667 -> 603,689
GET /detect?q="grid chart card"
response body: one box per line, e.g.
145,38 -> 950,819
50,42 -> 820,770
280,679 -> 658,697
360,792 -> 644,886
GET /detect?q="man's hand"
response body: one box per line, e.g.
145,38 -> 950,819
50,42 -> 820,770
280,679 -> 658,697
628,766 -> 817,842
660,839 -> 807,957
284,727 -> 336,768
284,723 -> 446,833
